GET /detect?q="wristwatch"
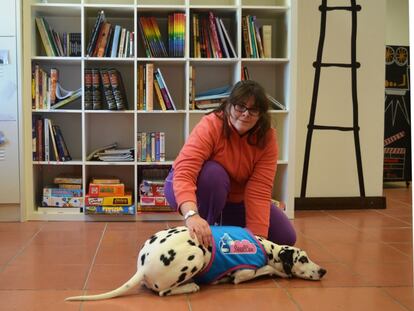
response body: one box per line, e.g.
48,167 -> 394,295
184,210 -> 198,220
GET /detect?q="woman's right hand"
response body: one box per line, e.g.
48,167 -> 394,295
185,214 -> 212,248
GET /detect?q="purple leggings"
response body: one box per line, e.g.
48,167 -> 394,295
164,161 -> 296,246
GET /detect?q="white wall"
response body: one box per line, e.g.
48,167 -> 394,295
386,0 -> 409,45
295,0 -> 386,198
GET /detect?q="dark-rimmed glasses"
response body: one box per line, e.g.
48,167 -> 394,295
232,103 -> 261,116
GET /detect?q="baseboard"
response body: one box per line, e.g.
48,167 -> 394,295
295,196 -> 386,210
0,204 -> 21,221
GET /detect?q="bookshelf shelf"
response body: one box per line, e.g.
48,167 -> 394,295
22,0 -> 297,220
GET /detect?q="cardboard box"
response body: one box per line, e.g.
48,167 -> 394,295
86,193 -> 132,206
88,183 -> 125,197
42,195 -> 83,208
85,205 -> 135,215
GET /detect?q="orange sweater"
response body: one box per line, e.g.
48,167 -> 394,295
173,113 -> 278,238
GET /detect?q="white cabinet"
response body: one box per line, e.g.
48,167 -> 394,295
0,9 -> 20,204
22,0 -> 296,220
0,0 -> 16,36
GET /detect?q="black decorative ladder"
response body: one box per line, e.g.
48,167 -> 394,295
300,0 -> 365,198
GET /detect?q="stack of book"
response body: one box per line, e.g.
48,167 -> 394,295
138,179 -> 173,212
95,147 -> 134,162
137,65 -> 176,111
191,12 -> 236,58
137,132 -> 165,162
84,68 -> 128,110
138,13 -> 185,58
32,65 -> 81,110
168,13 -> 185,57
32,116 -> 71,162
242,16 -> 272,58
41,176 -> 83,208
35,17 -> 81,57
194,85 -> 231,110
86,10 -> 134,58
85,178 -> 134,215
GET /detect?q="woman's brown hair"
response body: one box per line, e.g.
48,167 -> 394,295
210,80 -> 271,148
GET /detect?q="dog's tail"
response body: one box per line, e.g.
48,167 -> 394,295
65,269 -> 144,301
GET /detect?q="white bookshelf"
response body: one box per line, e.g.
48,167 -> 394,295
21,0 -> 297,221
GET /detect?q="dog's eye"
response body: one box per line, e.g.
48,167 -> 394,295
298,256 -> 309,264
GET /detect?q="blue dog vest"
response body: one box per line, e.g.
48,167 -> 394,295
194,226 -> 267,284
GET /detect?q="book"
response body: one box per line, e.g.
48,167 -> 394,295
97,22 -> 112,57
153,78 -> 167,111
50,91 -> 81,109
108,68 -> 128,110
261,25 -> 272,58
195,98 -> 227,110
99,69 -> 117,110
155,68 -> 176,110
145,63 -> 154,111
87,142 -> 118,161
267,94 -> 286,110
84,69 -> 93,109
110,25 -> 121,57
91,69 -> 103,110
53,125 -> 72,161
35,17 -> 54,56
86,10 -> 105,57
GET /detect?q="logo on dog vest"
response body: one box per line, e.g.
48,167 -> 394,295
194,226 -> 266,284
219,233 -> 257,254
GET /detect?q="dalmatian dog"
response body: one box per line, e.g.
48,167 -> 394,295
66,226 -> 326,301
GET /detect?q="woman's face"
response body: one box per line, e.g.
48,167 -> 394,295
229,95 -> 260,135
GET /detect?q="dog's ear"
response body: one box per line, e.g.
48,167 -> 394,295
278,249 -> 294,277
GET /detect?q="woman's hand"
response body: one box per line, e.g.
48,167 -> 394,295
185,214 -> 212,248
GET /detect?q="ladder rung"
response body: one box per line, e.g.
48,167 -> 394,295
313,62 -> 361,68
310,125 -> 359,131
319,5 -> 362,12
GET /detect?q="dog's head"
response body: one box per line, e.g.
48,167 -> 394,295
277,246 -> 326,280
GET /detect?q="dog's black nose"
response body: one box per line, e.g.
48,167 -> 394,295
318,268 -> 327,278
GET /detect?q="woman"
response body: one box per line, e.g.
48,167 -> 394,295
164,80 -> 296,247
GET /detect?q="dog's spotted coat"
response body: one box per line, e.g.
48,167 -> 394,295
66,226 -> 326,301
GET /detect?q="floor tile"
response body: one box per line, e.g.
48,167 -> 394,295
382,286 -> 414,310
189,287 -> 299,311
94,243 -> 139,265
31,228 -> 103,246
387,242 -> 413,256
85,264 -> 138,290
288,287 -> 409,311
277,261 -> 370,288
321,241 -> 411,264
81,288 -> 190,311
358,227 -> 412,243
0,290 -> 83,311
11,244 -> 97,265
350,261 -> 413,287
0,264 -> 90,290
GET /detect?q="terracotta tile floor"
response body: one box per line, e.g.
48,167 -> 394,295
0,186 -> 412,310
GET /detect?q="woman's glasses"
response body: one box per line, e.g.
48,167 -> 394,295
232,103 -> 261,116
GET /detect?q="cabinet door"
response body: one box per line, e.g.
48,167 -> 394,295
0,37 -> 17,121
0,0 -> 15,36
0,121 -> 20,203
